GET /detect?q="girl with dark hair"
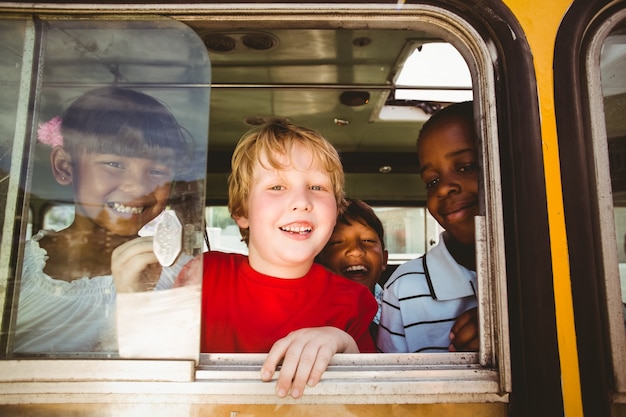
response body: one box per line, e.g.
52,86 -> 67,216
14,87 -> 191,353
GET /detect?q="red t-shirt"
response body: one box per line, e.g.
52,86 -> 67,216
183,251 -> 377,353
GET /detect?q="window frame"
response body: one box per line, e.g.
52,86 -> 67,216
0,4 -> 512,405
584,6 -> 626,399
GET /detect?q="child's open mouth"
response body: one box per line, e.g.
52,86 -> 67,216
342,264 -> 369,278
108,202 -> 145,214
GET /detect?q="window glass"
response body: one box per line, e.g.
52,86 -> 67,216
596,18 -> 626,395
602,28 -> 626,319
0,18 -> 29,356
199,21 -> 501,367
378,42 -> 473,121
0,6 -> 513,404
0,19 -> 27,264
2,17 -> 210,360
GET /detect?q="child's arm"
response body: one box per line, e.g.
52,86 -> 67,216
448,307 -> 478,352
260,326 -> 358,399
111,236 -> 162,293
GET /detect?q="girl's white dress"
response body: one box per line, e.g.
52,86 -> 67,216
13,230 -> 185,354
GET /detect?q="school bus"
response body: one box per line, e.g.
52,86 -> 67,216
0,0 -> 624,416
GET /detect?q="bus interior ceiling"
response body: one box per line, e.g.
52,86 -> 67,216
194,26 -> 437,206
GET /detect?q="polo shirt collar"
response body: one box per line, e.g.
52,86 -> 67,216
423,235 -> 477,301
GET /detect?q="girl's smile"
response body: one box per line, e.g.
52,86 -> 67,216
72,152 -> 173,236
108,202 -> 145,215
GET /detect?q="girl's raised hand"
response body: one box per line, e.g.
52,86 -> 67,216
260,326 -> 359,399
111,236 -> 162,293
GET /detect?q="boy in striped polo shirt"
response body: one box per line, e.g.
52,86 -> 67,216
377,101 -> 479,353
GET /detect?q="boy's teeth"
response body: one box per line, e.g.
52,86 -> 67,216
111,202 -> 144,214
280,225 -> 312,233
345,265 -> 367,273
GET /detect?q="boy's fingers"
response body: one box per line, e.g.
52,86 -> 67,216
265,337 -> 302,397
285,342 -> 330,399
261,337 -> 289,383
262,330 -> 336,399
450,307 -> 479,351
450,307 -> 477,334
278,347 -> 310,399
451,322 -> 478,350
305,345 -> 333,387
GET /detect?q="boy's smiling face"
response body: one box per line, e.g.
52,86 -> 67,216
72,151 -> 173,236
235,142 -> 338,278
418,115 -> 479,246
317,217 -> 388,293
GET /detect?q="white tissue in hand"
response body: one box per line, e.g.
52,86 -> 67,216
153,209 -> 182,267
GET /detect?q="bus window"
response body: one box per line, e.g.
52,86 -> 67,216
0,19 -> 28,308
196,18 -> 508,371
0,17 -> 210,360
582,10 -> 626,401
193,16 -> 507,367
0,3 -> 532,408
0,18 -> 31,357
600,20 -> 626,395
602,29 -> 626,307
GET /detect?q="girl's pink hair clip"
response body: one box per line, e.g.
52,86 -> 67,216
37,116 -> 63,147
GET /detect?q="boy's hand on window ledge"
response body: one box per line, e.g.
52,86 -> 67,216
261,326 -> 358,399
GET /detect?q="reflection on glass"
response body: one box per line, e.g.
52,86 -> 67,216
15,87 -> 194,354
9,18 -> 210,359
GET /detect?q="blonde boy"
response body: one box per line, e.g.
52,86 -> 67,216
116,121 -> 377,399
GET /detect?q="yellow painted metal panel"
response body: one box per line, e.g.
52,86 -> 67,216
501,1 -> 582,416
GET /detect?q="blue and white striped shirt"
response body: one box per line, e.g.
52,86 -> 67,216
376,234 -> 477,353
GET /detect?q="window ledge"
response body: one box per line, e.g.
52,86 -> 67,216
0,354 -> 509,405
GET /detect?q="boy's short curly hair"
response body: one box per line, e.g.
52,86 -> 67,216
228,120 -> 346,244
416,100 -> 475,168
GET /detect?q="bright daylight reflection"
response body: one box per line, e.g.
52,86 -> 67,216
396,42 -> 473,103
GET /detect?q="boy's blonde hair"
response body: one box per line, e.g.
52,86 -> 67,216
228,120 -> 346,244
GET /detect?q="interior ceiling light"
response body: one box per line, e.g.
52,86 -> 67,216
339,91 -> 370,107
201,32 -> 279,53
202,34 -> 236,52
241,33 -> 279,51
352,37 -> 372,47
